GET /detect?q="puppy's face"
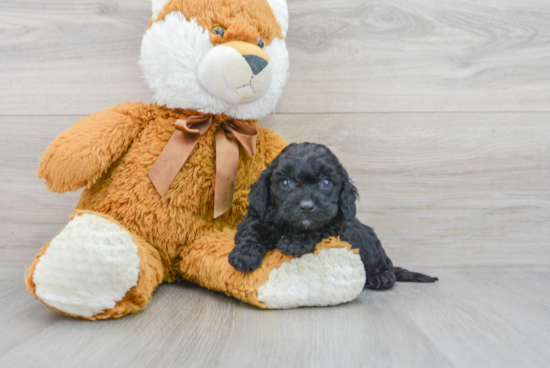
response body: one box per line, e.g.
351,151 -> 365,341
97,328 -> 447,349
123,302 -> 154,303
270,145 -> 342,230
247,143 -> 358,231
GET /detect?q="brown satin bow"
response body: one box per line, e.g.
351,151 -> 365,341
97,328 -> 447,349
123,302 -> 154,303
148,115 -> 257,218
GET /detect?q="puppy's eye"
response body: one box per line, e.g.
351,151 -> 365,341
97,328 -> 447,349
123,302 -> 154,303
320,179 -> 333,189
213,27 -> 225,38
257,38 -> 265,49
280,179 -> 292,190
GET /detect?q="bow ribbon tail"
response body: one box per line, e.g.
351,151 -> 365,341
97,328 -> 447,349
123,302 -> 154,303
148,117 -> 212,197
213,121 -> 258,218
214,129 -> 240,219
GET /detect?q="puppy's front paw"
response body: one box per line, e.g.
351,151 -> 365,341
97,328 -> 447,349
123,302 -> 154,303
229,243 -> 265,274
277,234 -> 317,257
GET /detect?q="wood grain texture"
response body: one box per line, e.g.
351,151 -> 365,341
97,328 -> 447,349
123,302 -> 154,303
2,113 -> 549,269
265,112 -> 550,269
282,0 -> 550,113
2,0 -> 550,115
1,268 -> 549,368
0,116 -> 82,267
2,1 -> 550,366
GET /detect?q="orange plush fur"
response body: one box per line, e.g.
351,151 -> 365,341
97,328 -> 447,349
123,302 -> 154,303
27,102 -> 357,318
25,0 -> 359,319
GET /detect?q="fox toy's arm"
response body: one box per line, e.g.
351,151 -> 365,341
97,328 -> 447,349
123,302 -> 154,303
38,102 -> 152,193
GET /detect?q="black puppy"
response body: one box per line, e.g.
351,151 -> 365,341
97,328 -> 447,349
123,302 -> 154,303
229,143 -> 437,290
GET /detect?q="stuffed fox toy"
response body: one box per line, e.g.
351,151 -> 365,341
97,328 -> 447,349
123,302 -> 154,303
25,0 -> 367,319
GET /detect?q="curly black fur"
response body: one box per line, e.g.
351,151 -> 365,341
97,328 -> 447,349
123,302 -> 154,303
229,142 -> 438,289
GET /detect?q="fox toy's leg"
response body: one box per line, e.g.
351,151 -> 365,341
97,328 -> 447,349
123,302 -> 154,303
180,230 -> 366,309
25,210 -> 163,320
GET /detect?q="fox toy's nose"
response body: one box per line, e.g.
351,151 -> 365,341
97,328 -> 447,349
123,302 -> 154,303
244,55 -> 268,75
300,200 -> 315,214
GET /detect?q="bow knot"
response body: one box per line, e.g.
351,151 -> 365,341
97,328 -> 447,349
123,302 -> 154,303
148,114 -> 257,218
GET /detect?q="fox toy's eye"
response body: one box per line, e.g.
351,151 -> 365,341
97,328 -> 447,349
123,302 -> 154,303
320,179 -> 333,189
213,27 -> 225,38
280,179 -> 292,190
257,38 -> 265,49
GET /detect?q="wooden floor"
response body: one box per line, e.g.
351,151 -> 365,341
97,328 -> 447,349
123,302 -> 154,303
1,268 -> 549,368
1,0 -> 550,367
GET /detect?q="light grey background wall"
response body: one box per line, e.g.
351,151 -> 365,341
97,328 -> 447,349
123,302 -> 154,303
2,0 -> 549,269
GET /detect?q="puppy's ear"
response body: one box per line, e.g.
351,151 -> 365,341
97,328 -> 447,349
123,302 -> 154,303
339,167 -> 358,219
247,160 -> 276,217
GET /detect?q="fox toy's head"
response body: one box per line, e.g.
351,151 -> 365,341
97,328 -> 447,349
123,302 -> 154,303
140,0 -> 289,120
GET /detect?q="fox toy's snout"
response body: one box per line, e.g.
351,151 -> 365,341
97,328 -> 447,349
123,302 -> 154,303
197,41 -> 273,105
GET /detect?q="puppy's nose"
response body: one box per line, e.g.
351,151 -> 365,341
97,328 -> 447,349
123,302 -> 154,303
243,55 -> 268,75
300,200 -> 315,214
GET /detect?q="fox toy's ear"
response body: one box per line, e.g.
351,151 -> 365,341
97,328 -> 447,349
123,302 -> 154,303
266,0 -> 289,38
151,0 -> 171,20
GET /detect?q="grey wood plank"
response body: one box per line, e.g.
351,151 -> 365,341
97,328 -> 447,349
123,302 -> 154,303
281,0 -> 550,113
265,112 -> 550,269
410,269 -> 550,367
1,268 -> 549,368
2,0 -> 550,115
214,290 -> 454,368
0,0 -> 153,116
2,113 -> 549,268
0,116 -> 83,268
0,268 -> 64,357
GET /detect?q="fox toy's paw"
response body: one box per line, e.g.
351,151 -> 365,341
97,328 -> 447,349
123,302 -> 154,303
182,232 -> 366,309
257,238 -> 366,309
25,211 -> 163,320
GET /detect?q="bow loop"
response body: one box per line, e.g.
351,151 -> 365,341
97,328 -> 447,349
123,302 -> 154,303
223,120 -> 257,157
148,114 -> 258,218
175,116 -> 213,135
